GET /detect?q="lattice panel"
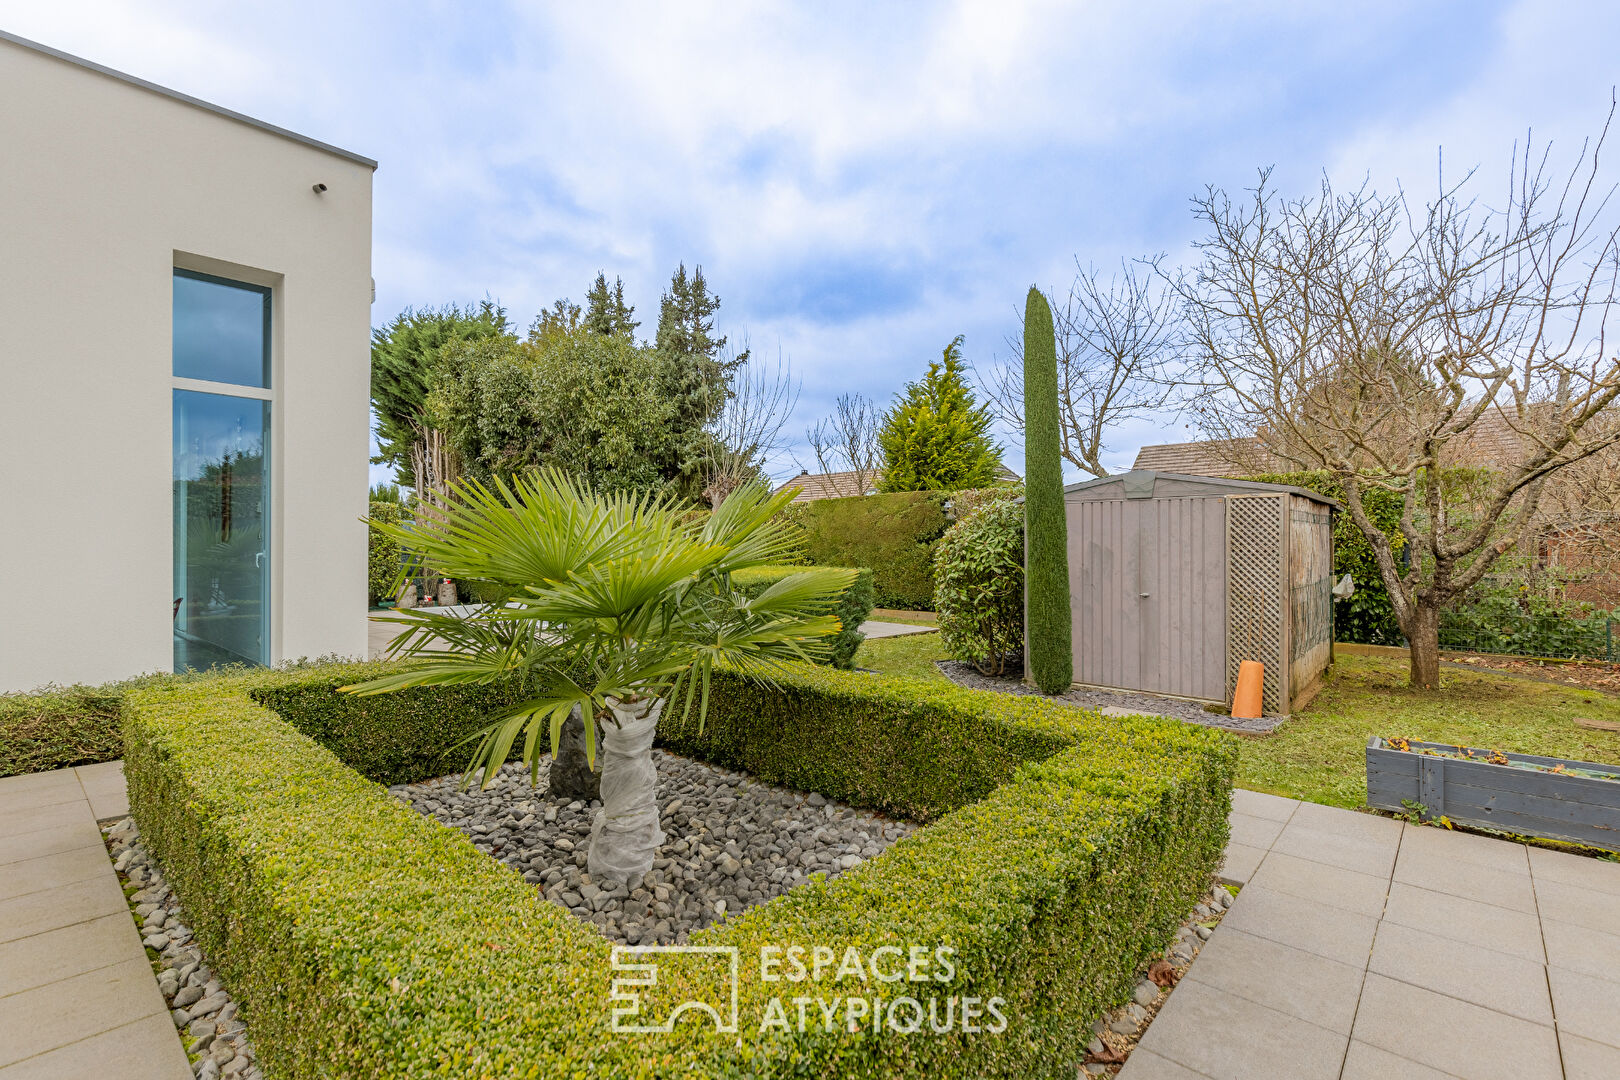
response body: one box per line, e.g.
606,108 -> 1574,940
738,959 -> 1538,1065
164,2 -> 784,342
1226,495 -> 1285,715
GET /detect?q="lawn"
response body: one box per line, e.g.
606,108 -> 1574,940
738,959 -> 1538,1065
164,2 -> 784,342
857,633 -> 1620,811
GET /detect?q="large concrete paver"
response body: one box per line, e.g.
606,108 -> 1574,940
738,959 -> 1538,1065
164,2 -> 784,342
0,765 -> 188,1080
1125,791 -> 1620,1080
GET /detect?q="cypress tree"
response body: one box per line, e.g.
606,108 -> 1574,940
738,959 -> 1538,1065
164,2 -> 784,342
1023,286 -> 1073,693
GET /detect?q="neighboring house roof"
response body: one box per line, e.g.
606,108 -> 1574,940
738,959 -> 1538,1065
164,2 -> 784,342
776,463 -> 1022,503
1131,438 -> 1280,477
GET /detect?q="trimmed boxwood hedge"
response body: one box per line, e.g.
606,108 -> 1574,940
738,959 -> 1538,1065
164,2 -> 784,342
787,491 -> 950,610
126,660 -> 1233,1078
732,565 -> 875,670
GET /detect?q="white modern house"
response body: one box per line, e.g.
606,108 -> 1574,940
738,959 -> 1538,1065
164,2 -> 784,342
0,31 -> 375,692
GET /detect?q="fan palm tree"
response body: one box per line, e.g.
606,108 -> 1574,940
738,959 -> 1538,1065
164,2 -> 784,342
343,468 -> 852,880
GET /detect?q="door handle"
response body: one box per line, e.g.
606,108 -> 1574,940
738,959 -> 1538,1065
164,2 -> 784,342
1139,592 -> 1150,598
255,551 -> 266,568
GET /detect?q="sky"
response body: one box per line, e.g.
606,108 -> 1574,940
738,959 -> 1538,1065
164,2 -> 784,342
6,0 -> 1618,487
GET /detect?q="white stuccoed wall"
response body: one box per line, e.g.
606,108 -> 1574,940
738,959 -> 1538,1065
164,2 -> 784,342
0,34 -> 374,691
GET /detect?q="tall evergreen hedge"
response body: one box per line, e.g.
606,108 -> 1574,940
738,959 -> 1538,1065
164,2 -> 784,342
1023,288 -> 1073,693
786,491 -> 951,609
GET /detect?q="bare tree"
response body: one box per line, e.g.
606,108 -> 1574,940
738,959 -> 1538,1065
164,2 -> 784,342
1181,102 -> 1620,688
703,345 -> 799,506
981,257 -> 1178,477
799,393 -> 883,495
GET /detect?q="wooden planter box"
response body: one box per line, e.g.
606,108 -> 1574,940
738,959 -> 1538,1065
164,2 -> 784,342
1366,737 -> 1620,852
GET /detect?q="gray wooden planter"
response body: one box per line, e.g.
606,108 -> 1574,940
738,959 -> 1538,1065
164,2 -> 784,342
1366,737 -> 1620,852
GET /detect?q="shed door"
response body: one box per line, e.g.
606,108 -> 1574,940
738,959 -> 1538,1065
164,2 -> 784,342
1067,496 -> 1228,701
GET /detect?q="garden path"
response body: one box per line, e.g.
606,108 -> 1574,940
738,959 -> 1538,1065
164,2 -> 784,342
0,762 -> 190,1079
1124,790 -> 1620,1080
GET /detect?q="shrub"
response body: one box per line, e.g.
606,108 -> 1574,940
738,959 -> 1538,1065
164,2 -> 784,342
0,686 -> 125,778
877,336 -> 1001,492
366,500 -> 408,606
934,493 -> 1025,675
1022,287 -> 1073,693
732,565 -> 876,669
126,661 -> 1232,1079
788,490 -> 950,609
1241,471 -> 1406,646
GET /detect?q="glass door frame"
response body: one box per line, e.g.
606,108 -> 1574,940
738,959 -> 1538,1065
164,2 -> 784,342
172,254 -> 282,671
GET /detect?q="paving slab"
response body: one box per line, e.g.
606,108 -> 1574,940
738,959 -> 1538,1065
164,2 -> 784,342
0,874 -> 127,944
1217,883 -> 1380,967
1547,965 -> 1620,1049
1228,788 -> 1298,822
1245,849 -> 1390,917
1531,876 -> 1620,935
0,772 -> 81,801
1115,1048 -> 1210,1078
1396,822 -> 1529,874
0,914 -> 143,997
856,620 -> 937,639
0,1014 -> 191,1080
72,762 -> 128,820
1540,916 -> 1620,981
1225,811 -> 1285,850
1350,972 -> 1561,1080
1269,819 -> 1399,878
1217,841 -> 1266,885
1380,882 -> 1546,963
1392,846 -> 1538,913
1527,844 -> 1620,896
1180,925 -> 1365,1034
0,957 -> 168,1068
0,819 -> 103,865
0,802 -> 90,840
1367,920 -> 1553,1024
1134,978 -> 1347,1080
0,846 -> 108,903
1561,1033 -> 1620,1080
1339,1040 -> 1459,1080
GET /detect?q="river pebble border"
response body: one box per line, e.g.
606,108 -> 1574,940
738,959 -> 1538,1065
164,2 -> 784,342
390,750 -> 917,945
101,817 -> 261,1080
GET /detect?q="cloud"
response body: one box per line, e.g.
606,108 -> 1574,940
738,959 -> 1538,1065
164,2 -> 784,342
10,0 -> 1614,484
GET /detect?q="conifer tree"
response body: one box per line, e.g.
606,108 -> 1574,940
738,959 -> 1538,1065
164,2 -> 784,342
1022,287 -> 1073,694
877,336 -> 1000,492
583,273 -> 639,339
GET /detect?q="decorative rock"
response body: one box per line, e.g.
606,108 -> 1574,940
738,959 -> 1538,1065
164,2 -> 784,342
174,985 -> 204,1008
1133,980 -> 1158,1007
394,751 -> 913,945
1195,925 -> 1213,940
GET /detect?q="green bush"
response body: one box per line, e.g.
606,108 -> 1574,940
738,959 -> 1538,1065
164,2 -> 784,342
1438,591 -> 1615,660
788,491 -> 950,609
366,500 -> 409,606
732,565 -> 876,669
1022,287 -> 1072,693
126,661 -> 1232,1079
0,686 -> 125,778
1242,471 -> 1405,645
934,492 -> 1025,675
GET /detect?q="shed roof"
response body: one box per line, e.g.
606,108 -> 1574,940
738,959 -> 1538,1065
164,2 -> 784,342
1063,470 -> 1339,508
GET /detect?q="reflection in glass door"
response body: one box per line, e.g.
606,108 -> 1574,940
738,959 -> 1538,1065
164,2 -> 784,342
172,268 -> 272,673
173,392 -> 269,670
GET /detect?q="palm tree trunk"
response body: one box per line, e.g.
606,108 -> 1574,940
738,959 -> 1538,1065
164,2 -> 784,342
587,696 -> 665,881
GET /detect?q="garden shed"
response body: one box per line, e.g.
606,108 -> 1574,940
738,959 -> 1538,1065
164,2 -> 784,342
1062,470 -> 1336,715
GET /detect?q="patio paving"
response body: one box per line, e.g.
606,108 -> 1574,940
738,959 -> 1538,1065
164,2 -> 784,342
0,764 -> 189,1080
1122,788 -> 1620,1080
6,760 -> 1615,1079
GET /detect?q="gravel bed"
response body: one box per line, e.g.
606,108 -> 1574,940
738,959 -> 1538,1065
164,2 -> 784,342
937,660 -> 1284,734
391,749 -> 916,945
102,818 -> 261,1080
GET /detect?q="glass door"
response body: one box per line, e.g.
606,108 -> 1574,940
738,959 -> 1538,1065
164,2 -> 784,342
172,270 -> 272,672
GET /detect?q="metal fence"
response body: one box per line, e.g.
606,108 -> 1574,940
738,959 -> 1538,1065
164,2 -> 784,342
1437,610 -> 1616,662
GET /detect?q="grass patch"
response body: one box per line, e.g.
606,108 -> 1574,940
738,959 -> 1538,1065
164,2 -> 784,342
1240,653 -> 1620,807
856,630 -> 950,682
855,635 -> 1620,812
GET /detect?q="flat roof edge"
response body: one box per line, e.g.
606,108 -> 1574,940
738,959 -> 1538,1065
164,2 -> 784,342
1,29 -> 378,170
